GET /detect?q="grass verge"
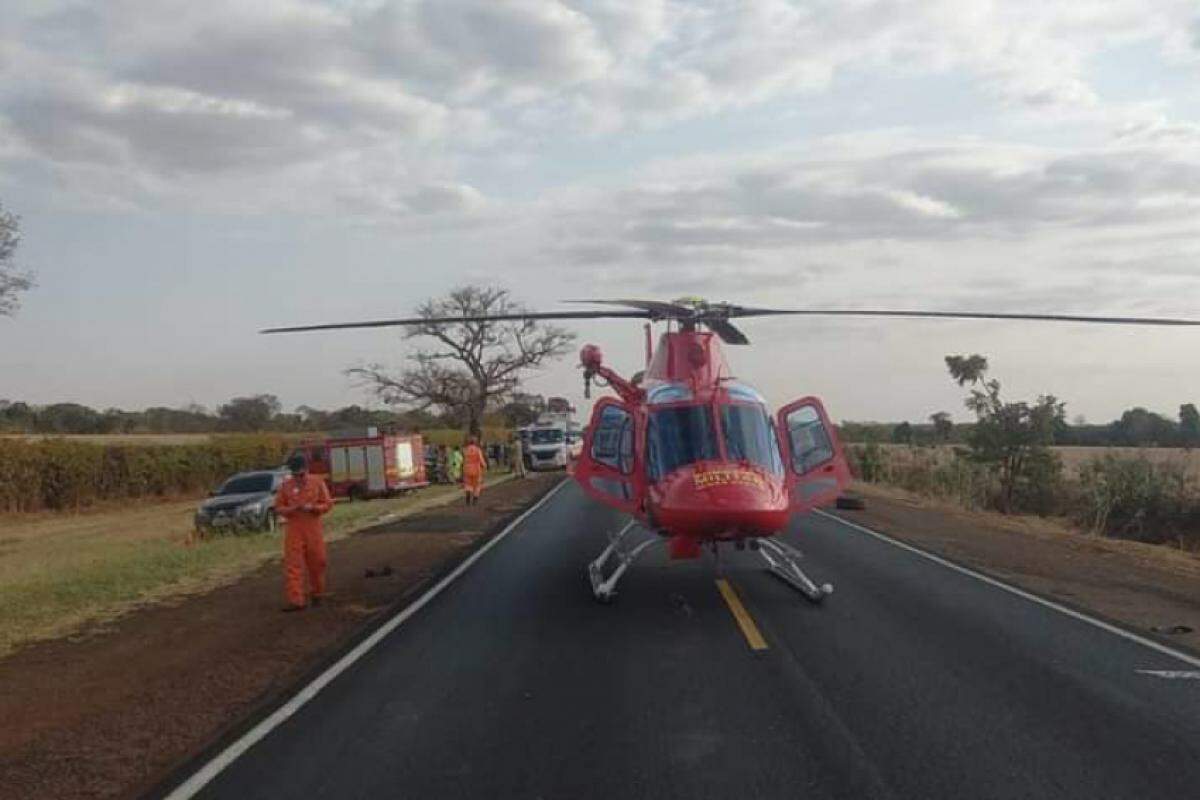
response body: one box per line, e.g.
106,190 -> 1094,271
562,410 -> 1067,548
0,474 -> 515,656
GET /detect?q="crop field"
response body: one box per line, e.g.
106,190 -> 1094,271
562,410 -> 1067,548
1054,446 -> 1200,480
0,434 -> 294,513
872,444 -> 1200,482
0,428 -> 514,514
0,428 -> 510,447
0,433 -> 219,445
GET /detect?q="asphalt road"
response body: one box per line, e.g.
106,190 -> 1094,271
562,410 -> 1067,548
185,480 -> 1200,800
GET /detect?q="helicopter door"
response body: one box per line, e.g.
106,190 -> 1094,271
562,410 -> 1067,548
575,398 -> 642,515
777,397 -> 851,512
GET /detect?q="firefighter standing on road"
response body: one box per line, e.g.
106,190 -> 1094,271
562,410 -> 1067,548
463,436 -> 488,505
275,454 -> 333,612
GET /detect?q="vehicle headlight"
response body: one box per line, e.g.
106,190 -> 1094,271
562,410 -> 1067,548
239,499 -> 267,515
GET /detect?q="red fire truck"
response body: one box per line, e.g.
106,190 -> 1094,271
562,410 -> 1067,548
290,428 -> 428,500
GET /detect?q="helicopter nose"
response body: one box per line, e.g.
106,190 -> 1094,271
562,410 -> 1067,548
652,461 -> 789,537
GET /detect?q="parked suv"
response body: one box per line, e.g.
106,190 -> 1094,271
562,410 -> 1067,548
194,469 -> 287,535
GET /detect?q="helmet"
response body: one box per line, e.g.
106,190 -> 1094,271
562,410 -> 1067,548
287,453 -> 308,474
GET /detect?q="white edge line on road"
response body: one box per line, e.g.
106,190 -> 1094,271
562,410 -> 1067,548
814,509 -> 1200,671
1136,670 -> 1200,680
164,478 -> 570,800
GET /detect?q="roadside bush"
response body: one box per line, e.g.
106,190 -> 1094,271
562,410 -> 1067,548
929,454 -> 993,510
0,435 -> 291,513
1004,448 -> 1066,516
847,443 -> 1064,513
847,444 -> 993,508
847,441 -> 885,482
848,444 -> 1200,550
889,448 -> 939,496
1073,455 -> 1200,547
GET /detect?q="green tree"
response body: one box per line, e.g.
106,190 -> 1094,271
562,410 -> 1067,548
929,411 -> 954,442
218,394 -> 282,432
891,421 -> 914,444
142,405 -> 214,433
945,354 -> 989,386
1179,404 -> 1200,447
946,354 -> 1065,513
0,400 -> 34,432
36,403 -> 107,434
1109,407 -> 1177,447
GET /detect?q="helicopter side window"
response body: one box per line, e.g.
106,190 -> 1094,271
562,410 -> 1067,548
619,415 -> 634,474
646,405 -> 718,481
720,404 -> 784,476
592,405 -> 634,475
786,405 -> 834,474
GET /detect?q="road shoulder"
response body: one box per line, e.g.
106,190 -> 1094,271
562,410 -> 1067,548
832,483 -> 1200,656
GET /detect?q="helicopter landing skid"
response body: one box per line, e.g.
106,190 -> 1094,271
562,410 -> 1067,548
588,520 -> 663,603
758,538 -> 833,604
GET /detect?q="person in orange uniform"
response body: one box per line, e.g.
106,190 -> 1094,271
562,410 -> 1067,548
275,454 -> 333,611
462,436 -> 489,505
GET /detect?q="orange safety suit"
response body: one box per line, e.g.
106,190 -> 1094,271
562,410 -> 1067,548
274,474 -> 333,608
462,443 -> 488,497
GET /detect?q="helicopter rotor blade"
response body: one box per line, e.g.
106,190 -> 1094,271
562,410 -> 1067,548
263,296 -> 1200,337
562,299 -> 1200,328
563,299 -> 695,318
260,309 -> 648,334
719,308 -> 1200,327
705,318 -> 751,345
566,299 -> 752,342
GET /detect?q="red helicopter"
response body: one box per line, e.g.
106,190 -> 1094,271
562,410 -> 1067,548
264,297 -> 1200,604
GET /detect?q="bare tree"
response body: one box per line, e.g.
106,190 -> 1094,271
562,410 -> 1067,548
348,286 -> 575,435
1,202 -> 34,317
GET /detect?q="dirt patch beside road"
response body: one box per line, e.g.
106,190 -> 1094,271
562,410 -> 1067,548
836,483 -> 1200,655
0,474 -> 561,800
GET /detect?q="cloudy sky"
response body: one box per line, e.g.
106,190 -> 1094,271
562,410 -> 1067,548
3,0 -> 1200,424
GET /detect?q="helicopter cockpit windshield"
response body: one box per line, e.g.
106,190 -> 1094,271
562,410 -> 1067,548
647,405 -> 717,481
720,403 -> 784,475
645,380 -> 785,481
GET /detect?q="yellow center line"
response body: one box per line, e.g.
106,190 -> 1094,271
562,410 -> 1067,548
715,578 -> 769,652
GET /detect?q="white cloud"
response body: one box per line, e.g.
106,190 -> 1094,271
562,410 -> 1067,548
4,0 -> 1199,216
1116,114 -> 1200,144
404,181 -> 486,214
539,135 -> 1200,318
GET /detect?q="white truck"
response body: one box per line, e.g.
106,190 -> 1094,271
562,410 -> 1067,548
525,397 -> 578,470
526,420 -> 569,470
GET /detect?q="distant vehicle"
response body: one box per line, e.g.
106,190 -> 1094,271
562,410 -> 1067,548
527,421 -> 570,470
194,469 -> 286,534
523,398 -> 579,470
290,428 -> 428,500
